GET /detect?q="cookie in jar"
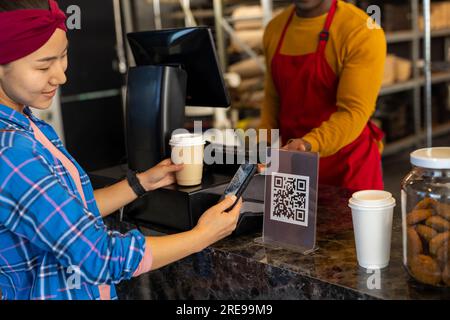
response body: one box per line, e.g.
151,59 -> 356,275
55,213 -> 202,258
402,148 -> 450,287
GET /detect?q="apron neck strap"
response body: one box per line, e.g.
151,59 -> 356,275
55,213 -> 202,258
274,8 -> 296,56
318,0 -> 338,53
275,0 -> 338,56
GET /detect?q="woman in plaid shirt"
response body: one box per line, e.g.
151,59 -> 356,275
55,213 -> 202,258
0,0 -> 241,300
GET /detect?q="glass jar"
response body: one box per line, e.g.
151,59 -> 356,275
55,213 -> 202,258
401,147 -> 450,287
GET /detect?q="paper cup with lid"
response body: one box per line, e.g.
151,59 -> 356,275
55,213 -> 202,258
348,190 -> 396,269
169,133 -> 205,186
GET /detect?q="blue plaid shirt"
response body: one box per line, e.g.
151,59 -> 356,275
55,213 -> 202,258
0,104 -> 146,300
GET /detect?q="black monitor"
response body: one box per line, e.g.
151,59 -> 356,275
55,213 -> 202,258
127,27 -> 230,108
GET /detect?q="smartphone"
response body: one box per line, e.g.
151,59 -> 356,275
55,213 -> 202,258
220,162 -> 257,212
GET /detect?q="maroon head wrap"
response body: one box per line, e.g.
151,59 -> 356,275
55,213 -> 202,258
0,0 -> 67,65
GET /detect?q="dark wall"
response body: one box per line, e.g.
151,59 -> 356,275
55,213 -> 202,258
61,96 -> 126,170
59,0 -> 126,171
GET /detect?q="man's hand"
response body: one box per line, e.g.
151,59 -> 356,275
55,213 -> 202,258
137,159 -> 183,192
257,139 -> 311,173
281,138 -> 312,152
257,163 -> 266,174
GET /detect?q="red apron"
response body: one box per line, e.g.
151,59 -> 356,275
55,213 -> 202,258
272,0 -> 384,191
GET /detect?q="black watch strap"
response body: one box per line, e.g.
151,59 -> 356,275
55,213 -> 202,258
126,169 -> 146,198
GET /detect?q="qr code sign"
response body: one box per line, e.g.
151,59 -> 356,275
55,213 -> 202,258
270,172 -> 309,227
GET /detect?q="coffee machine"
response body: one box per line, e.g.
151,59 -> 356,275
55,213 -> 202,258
124,27 -> 264,234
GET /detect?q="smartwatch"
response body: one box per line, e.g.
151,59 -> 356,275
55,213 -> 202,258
126,169 -> 146,198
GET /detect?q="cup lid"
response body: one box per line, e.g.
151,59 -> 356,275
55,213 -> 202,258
348,190 -> 396,208
410,147 -> 450,169
169,133 -> 204,147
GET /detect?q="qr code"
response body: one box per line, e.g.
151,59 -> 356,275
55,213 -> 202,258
270,172 -> 309,227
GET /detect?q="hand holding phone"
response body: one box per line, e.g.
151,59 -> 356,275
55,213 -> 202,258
220,162 -> 257,212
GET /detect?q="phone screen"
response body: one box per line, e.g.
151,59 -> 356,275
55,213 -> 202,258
223,162 -> 257,198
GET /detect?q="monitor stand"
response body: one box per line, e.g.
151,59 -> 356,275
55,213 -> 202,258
126,65 -> 187,172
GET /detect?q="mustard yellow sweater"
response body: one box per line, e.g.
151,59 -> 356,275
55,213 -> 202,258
259,1 -> 386,157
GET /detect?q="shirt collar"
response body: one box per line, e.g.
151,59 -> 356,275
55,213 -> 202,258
0,104 -> 44,131
24,106 -> 45,125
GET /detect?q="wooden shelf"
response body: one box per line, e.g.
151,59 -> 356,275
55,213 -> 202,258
386,28 -> 450,44
383,122 -> 450,156
386,30 -> 415,43
379,71 -> 450,96
380,79 -> 419,96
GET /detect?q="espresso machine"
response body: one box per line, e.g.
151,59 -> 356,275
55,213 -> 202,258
123,27 -> 264,235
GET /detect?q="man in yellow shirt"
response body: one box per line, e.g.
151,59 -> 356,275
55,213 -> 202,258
259,0 -> 386,191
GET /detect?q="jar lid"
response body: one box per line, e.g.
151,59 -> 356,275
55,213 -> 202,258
348,190 -> 396,209
169,133 -> 205,147
410,147 -> 450,169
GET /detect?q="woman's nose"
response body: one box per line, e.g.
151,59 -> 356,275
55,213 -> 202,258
50,62 -> 67,86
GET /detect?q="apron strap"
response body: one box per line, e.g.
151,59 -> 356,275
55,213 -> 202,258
275,8 -> 296,56
367,120 -> 385,142
317,0 -> 338,54
275,1 -> 339,56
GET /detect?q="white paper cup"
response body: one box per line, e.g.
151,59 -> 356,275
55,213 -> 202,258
169,133 -> 205,186
348,190 -> 396,269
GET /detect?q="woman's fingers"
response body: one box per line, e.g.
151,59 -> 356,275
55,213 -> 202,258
156,176 -> 176,188
228,197 -> 242,220
157,164 -> 183,176
215,195 -> 237,212
158,158 -> 173,166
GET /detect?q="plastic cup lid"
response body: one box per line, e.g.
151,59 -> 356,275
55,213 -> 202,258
410,147 -> 450,169
348,190 -> 396,209
169,133 -> 205,147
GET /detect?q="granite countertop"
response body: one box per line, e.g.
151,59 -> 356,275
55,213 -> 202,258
90,168 -> 450,300
108,185 -> 450,300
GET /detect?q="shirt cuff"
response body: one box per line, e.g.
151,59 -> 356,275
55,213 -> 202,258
302,135 -> 319,153
132,240 -> 153,277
